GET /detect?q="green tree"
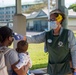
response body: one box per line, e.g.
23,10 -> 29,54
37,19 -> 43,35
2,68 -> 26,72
24,3 -> 47,13
23,0 -> 55,13
73,7 -> 76,11
68,3 -> 76,12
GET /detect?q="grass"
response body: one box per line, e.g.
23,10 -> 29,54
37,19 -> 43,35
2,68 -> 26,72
28,32 -> 76,70
74,32 -> 76,37
9,43 -> 48,70
28,43 -> 48,70
9,33 -> 76,70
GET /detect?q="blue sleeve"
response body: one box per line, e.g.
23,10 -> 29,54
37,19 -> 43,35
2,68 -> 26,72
26,31 -> 46,43
68,30 -> 76,68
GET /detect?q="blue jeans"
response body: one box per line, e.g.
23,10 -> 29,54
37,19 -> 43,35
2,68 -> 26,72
12,70 -> 17,75
27,70 -> 31,75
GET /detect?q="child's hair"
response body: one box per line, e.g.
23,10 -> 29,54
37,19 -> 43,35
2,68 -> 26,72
16,40 -> 28,53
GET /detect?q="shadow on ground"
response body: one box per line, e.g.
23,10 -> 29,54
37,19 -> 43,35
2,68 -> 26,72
31,63 -> 47,70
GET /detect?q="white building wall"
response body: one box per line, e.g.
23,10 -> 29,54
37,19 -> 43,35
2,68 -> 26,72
26,20 -> 34,30
67,17 -> 76,31
0,4 -> 35,21
68,18 -> 76,26
27,20 -> 33,26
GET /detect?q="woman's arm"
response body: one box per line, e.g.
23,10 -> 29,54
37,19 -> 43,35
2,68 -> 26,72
68,30 -> 76,71
11,61 -> 30,75
11,61 -> 27,75
9,50 -> 28,75
26,31 -> 46,43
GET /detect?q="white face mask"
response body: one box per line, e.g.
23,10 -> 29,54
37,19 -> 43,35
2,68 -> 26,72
50,21 -> 58,29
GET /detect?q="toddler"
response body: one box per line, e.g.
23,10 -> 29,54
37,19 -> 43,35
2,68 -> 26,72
12,40 -> 32,75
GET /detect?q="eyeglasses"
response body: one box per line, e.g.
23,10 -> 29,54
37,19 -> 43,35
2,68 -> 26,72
50,19 -> 56,21
10,33 -> 14,37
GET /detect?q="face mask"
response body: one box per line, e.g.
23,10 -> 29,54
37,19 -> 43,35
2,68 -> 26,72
8,37 -> 14,46
50,21 -> 58,29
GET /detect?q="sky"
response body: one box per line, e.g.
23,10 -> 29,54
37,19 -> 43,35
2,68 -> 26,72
0,0 -> 76,7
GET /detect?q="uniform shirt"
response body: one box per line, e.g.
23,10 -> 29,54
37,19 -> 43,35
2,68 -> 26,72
26,27 -> 76,68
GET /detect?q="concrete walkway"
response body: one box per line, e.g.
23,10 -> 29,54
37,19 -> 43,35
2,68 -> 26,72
30,68 -> 48,75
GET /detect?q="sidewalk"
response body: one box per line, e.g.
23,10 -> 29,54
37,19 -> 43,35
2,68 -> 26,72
30,68 -> 48,75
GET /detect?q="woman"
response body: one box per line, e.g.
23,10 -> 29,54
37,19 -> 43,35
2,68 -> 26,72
0,26 -> 29,75
25,9 -> 76,75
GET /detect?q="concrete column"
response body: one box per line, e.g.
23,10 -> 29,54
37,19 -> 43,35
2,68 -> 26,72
16,0 -> 22,14
56,0 -> 68,28
13,14 -> 26,48
13,0 -> 26,48
13,14 -> 26,35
